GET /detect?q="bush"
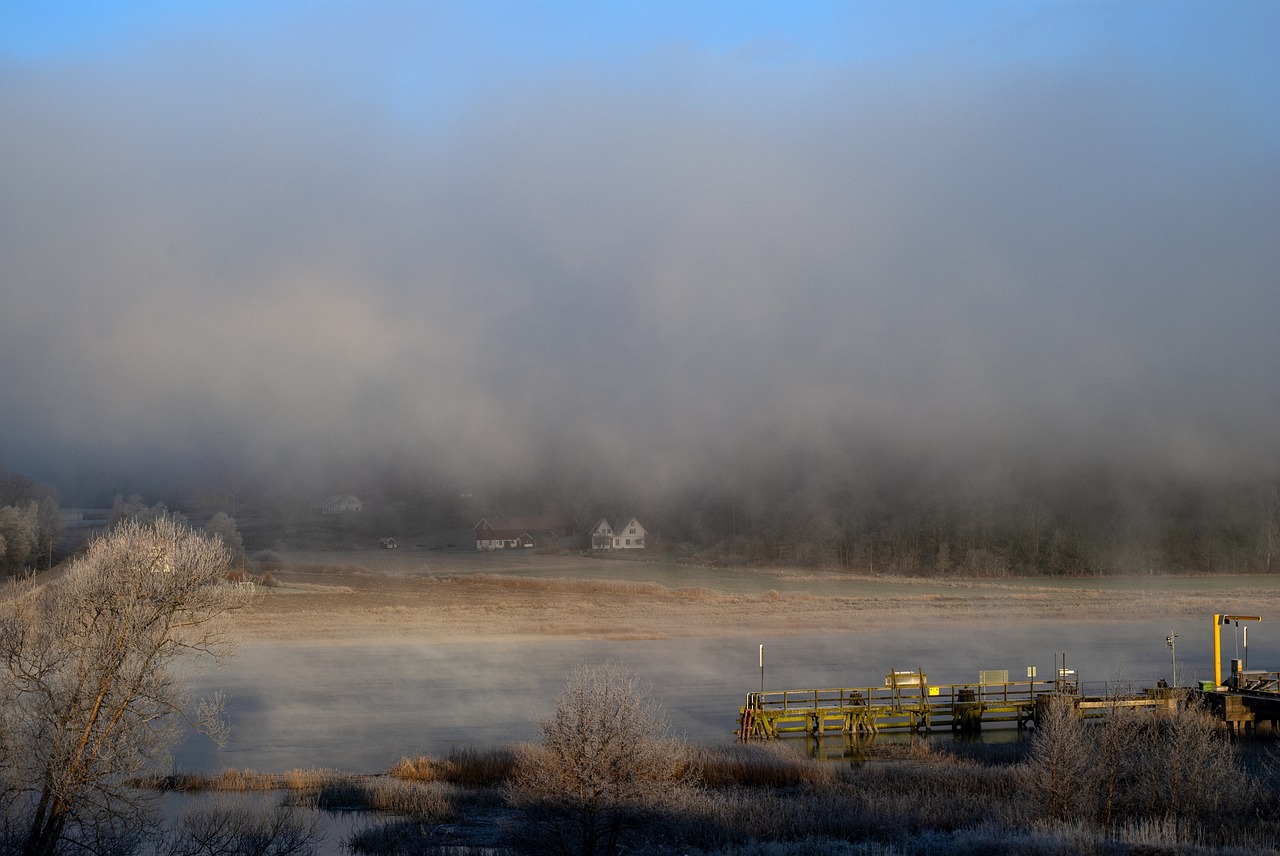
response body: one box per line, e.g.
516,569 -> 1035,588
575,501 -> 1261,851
507,662 -> 698,855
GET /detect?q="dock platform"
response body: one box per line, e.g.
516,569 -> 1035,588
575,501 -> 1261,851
737,675 -> 1172,740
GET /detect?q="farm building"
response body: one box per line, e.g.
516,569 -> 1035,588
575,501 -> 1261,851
321,494 -> 363,514
474,516 -> 576,551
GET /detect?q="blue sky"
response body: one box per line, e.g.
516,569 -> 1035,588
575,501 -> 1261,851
1,1 -> 1277,499
4,2 -> 1275,116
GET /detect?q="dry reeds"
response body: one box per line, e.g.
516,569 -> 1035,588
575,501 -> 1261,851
145,767 -> 346,793
442,746 -> 519,786
389,747 -> 519,787
387,755 -> 441,782
688,743 -> 836,789
299,777 -> 455,821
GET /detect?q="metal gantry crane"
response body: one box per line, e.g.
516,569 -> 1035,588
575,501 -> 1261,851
1214,613 -> 1262,688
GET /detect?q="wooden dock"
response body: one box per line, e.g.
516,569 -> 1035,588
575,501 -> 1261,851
1198,670 -> 1280,735
734,617 -> 1280,741
737,675 -> 1173,740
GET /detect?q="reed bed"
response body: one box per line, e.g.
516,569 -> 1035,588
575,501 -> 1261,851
293,778 -> 456,821
389,747 -> 519,787
686,743 -> 837,789
143,767 -> 351,792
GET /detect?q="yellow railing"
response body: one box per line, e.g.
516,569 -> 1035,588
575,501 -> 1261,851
737,679 -> 1063,739
744,680 -> 1058,715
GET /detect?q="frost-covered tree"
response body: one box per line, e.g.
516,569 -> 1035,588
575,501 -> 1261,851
205,512 -> 243,560
1026,695 -> 1093,822
0,518 -> 250,855
509,662 -> 693,856
0,503 -> 38,574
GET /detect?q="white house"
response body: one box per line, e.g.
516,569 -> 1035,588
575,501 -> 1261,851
589,517 -> 646,550
321,494 -> 363,514
589,518 -> 614,550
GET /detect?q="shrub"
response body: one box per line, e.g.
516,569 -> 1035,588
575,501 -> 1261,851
507,662 -> 698,855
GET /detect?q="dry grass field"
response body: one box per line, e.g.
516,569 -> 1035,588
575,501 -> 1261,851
232,551 -> 1280,643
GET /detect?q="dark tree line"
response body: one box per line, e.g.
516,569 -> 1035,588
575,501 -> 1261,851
644,466 -> 1280,576
337,458 -> 1280,576
11,456 -> 1280,576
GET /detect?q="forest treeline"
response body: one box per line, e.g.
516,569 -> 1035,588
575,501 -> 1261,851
6,460 -> 1280,577
653,469 -> 1280,577
381,460 -> 1280,577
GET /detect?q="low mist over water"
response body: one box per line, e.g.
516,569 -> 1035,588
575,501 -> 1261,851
178,617 -> 1257,773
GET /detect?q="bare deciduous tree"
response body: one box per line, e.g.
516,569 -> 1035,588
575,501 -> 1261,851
1094,704 -> 1143,828
1132,700 -> 1245,834
508,661 -> 694,856
1026,695 -> 1093,822
0,518 -> 250,856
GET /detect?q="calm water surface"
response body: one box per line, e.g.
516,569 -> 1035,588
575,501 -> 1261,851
177,617 -> 1272,774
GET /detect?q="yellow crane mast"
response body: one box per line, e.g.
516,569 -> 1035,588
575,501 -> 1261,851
1214,613 -> 1262,687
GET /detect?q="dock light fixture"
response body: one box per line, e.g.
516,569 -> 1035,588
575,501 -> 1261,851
1166,630 -> 1178,687
759,644 -> 764,695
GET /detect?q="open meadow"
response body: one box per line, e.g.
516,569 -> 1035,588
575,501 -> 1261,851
234,549 -> 1280,644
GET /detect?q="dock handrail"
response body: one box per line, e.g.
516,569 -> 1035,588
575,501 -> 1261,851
744,679 -> 1061,714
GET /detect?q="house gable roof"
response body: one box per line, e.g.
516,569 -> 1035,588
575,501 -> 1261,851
474,516 -> 574,534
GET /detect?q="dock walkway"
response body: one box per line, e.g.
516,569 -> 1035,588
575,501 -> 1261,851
737,676 -> 1170,740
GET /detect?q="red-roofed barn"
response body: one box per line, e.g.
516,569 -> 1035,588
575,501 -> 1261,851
473,517 -> 576,551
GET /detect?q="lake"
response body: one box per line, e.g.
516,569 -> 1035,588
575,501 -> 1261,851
177,613 -> 1266,773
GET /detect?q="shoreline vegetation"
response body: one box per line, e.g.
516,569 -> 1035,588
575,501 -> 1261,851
142,704 -> 1280,856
